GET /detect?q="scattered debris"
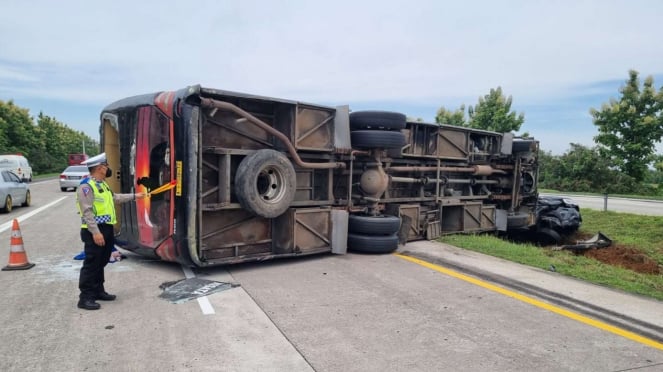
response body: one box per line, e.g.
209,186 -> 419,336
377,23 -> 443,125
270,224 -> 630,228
159,278 -> 240,304
555,231 -> 612,252
553,231 -> 660,275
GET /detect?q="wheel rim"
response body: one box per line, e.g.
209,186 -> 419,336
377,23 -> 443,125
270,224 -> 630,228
256,166 -> 287,204
6,197 -> 11,212
25,191 -> 30,205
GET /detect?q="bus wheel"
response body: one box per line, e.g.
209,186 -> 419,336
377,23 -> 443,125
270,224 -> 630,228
235,149 -> 296,218
348,214 -> 401,235
349,111 -> 406,131
351,130 -> 406,149
347,233 -> 399,254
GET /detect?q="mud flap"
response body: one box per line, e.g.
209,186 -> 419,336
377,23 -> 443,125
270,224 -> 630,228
331,209 -> 348,254
426,219 -> 441,240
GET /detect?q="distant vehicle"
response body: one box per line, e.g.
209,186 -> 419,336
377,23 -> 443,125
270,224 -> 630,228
0,170 -> 31,213
68,153 -> 89,166
0,154 -> 32,182
59,165 -> 89,191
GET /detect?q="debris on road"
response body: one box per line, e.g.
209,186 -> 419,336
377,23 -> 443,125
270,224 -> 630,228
159,278 -> 240,304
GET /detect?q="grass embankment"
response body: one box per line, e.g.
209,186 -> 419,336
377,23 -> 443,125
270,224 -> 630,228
438,209 -> 663,301
34,173 -> 60,180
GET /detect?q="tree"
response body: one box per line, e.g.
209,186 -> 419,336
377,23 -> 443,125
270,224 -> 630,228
0,100 -> 100,174
556,143 -> 616,192
467,87 -> 525,133
435,105 -> 467,126
538,143 -> 639,194
591,70 -> 663,182
0,100 -> 34,155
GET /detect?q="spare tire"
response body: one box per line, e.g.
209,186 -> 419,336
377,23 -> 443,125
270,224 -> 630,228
234,149 -> 296,218
348,214 -> 401,235
350,111 -> 406,131
351,130 -> 406,149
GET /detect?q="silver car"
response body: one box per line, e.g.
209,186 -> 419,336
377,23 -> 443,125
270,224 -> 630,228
59,165 -> 89,191
0,170 -> 30,213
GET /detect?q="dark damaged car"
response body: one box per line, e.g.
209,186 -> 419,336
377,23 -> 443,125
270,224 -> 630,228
506,195 -> 582,245
534,196 -> 582,244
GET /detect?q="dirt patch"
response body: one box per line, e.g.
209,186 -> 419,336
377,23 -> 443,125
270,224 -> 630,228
562,232 -> 660,275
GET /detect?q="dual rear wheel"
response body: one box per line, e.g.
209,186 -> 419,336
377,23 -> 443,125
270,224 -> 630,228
347,214 -> 401,254
233,111 -> 406,253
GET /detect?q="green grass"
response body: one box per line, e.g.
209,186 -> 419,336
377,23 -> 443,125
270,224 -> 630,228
33,173 -> 60,180
580,209 -> 663,264
438,210 -> 663,300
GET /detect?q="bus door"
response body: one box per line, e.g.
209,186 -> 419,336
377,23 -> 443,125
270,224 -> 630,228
135,106 -> 175,256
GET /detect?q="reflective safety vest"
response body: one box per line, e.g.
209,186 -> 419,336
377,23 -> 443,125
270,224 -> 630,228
77,179 -> 117,228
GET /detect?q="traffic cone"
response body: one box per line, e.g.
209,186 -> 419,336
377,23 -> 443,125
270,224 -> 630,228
2,219 -> 35,271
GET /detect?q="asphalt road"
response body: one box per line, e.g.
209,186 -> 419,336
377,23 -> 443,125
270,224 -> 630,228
543,194 -> 663,216
0,180 -> 661,371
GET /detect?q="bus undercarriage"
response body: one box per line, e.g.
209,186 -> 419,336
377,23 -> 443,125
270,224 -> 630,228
100,86 -> 575,267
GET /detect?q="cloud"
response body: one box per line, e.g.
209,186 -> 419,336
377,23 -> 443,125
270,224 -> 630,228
3,1 -> 661,102
1,0 -> 662,154
0,64 -> 40,83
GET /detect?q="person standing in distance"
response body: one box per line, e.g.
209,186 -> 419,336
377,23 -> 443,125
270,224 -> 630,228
76,153 -> 147,310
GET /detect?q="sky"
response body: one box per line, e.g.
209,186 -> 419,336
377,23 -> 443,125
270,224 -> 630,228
1,0 -> 662,155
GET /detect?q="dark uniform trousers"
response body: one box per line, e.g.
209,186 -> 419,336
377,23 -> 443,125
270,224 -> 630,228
79,223 -> 114,300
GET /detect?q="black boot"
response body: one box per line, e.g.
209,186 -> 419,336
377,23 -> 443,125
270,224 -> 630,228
78,299 -> 101,310
97,292 -> 116,301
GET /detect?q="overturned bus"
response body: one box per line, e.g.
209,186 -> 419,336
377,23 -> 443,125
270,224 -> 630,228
100,85 -> 551,267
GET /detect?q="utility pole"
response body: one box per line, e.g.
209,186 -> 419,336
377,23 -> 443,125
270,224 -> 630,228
82,140 -> 86,155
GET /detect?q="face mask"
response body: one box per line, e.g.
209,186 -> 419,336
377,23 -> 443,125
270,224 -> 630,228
105,167 -> 113,178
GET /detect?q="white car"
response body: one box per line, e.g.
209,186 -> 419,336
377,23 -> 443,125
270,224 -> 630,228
59,165 -> 90,191
0,170 -> 30,213
0,154 -> 32,182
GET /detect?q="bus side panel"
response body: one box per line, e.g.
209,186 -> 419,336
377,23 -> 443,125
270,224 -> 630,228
198,207 -> 332,265
200,209 -> 272,260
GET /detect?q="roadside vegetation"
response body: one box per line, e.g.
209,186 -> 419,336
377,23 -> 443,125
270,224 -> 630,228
438,209 -> 663,301
0,100 -> 99,175
438,70 -> 663,198
434,70 -> 663,299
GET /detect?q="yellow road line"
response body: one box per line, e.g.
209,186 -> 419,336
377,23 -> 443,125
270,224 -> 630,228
395,253 -> 663,351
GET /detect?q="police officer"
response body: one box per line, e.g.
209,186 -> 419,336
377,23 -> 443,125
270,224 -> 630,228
76,153 -> 146,310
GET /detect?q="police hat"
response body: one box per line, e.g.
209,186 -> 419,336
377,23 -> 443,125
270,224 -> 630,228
82,153 -> 108,168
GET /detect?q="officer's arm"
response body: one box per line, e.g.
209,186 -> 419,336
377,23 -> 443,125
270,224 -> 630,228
113,192 -> 147,203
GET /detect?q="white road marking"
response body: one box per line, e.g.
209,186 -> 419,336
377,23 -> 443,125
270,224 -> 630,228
181,265 -> 216,315
0,197 -> 69,233
4,192 -> 218,315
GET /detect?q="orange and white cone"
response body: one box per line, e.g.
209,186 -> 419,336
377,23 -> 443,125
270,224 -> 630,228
2,219 -> 35,271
